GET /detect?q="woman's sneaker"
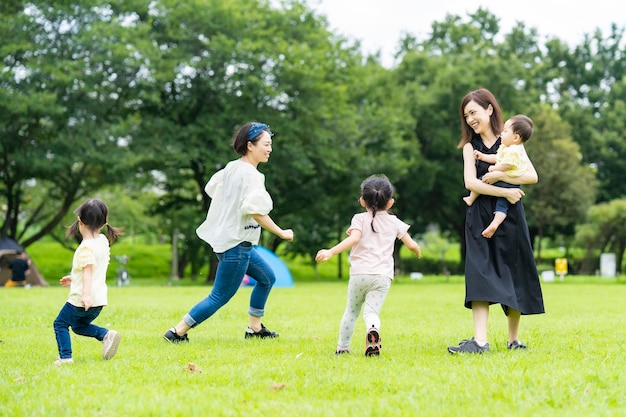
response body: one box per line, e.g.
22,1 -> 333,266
448,337 -> 490,354
507,340 -> 527,350
365,326 -> 381,357
244,323 -> 278,339
163,328 -> 189,343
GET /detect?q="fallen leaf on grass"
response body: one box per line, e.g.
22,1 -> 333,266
184,362 -> 202,373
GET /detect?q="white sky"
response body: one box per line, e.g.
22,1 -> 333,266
311,0 -> 624,67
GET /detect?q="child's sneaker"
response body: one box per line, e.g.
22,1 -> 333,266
365,326 -> 381,357
102,330 -> 121,359
54,358 -> 74,366
335,348 -> 350,355
163,328 -> 189,343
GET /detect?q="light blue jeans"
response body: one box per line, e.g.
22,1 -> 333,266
184,242 -> 276,327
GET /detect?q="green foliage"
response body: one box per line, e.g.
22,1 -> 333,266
574,199 -> 626,273
1,281 -> 626,415
523,104 -> 597,261
3,1 -> 626,272
27,240 -> 172,283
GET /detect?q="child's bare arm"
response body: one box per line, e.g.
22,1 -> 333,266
400,234 -> 422,258
488,162 -> 514,172
316,230 -> 362,262
473,150 -> 497,164
81,264 -> 93,311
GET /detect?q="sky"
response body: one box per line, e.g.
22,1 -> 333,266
311,0 -> 624,67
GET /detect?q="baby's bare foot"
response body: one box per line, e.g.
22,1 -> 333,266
463,196 -> 473,206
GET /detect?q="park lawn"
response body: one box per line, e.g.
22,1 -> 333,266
1,280 -> 625,416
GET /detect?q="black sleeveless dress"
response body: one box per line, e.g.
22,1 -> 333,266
464,137 -> 545,315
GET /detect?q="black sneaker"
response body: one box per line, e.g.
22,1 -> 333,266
448,337 -> 490,354
365,326 -> 381,357
163,328 -> 189,344
244,324 -> 278,339
507,340 -> 527,350
335,349 -> 350,355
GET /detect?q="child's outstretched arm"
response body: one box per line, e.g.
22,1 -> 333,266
400,233 -> 422,258
473,150 -> 497,164
315,230 -> 362,262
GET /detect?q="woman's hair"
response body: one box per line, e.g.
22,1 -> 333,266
360,174 -> 394,232
231,121 -> 273,156
66,198 -> 123,244
509,114 -> 534,142
457,88 -> 504,148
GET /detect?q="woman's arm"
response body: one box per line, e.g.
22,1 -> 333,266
251,214 -> 294,242
463,143 -> 525,204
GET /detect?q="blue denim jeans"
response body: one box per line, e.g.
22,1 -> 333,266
184,243 -> 276,327
493,181 -> 520,215
53,302 -> 108,359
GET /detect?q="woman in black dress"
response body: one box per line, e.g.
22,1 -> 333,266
448,88 -> 545,354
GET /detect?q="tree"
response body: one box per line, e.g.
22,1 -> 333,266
523,104 -> 598,262
130,0 -> 415,281
575,199 -> 626,274
550,27 -> 626,202
392,8 -> 545,260
0,1 -> 157,247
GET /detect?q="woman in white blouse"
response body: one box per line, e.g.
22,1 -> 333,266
163,122 -> 294,343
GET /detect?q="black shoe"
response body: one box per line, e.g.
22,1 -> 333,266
365,326 -> 381,357
507,340 -> 527,350
163,328 -> 189,344
244,324 -> 278,339
335,349 -> 350,355
448,337 -> 490,354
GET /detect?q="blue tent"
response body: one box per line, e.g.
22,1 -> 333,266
243,246 -> 294,288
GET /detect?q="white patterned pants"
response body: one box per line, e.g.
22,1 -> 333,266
337,274 -> 391,350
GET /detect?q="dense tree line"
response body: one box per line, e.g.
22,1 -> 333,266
2,1 -> 625,279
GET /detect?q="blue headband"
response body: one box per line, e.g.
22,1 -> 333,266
248,122 -> 274,141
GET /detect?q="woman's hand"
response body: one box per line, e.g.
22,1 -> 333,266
280,229 -> 294,242
504,187 -> 525,204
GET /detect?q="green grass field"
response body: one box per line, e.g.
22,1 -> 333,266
1,279 -> 625,416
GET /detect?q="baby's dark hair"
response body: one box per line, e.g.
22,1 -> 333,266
360,174 -> 394,232
66,198 -> 123,244
510,114 -> 534,143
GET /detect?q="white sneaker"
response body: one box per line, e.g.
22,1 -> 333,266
54,358 -> 74,366
102,330 -> 121,360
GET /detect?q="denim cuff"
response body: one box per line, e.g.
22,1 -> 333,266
248,307 -> 264,317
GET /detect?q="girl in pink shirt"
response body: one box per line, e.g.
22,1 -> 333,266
316,175 -> 422,356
